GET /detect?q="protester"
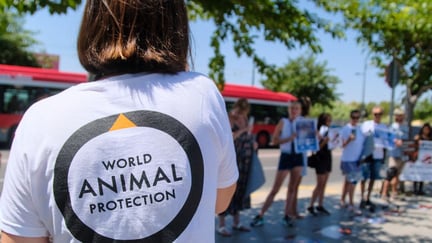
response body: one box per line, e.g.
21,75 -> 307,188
250,101 -> 305,227
413,123 -> 432,195
340,110 -> 364,213
0,1 -> 238,242
307,113 -> 333,216
381,108 -> 409,201
360,106 -> 387,210
217,98 -> 255,237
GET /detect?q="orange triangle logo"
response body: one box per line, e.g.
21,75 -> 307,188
109,114 -> 137,131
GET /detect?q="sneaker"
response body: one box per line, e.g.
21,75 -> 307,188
348,205 -> 362,216
282,215 -> 294,227
307,206 -> 317,216
359,200 -> 366,209
250,215 -> 264,227
365,200 -> 375,207
316,206 -> 331,215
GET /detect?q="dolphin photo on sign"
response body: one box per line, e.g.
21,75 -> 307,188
293,118 -> 319,153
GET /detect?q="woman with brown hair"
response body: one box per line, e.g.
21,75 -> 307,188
413,123 -> 432,195
307,113 -> 333,216
0,1 -> 238,242
217,98 -> 255,236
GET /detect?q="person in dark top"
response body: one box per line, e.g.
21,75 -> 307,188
307,113 -> 333,215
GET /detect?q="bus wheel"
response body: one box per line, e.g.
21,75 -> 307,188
256,132 -> 269,148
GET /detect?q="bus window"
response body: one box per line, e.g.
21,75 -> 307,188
225,100 -> 289,148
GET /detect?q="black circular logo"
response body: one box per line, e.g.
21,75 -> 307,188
54,110 -> 204,242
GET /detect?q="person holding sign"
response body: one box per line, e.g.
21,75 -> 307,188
217,98 -> 256,236
340,110 -> 364,213
381,108 -> 409,201
360,106 -> 387,210
412,123 -> 432,195
307,113 -> 333,216
250,101 -> 305,227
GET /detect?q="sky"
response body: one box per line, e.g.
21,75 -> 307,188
23,3 -> 406,104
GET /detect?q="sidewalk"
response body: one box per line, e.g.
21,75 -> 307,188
215,182 -> 432,242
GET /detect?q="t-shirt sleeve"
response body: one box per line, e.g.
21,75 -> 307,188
0,112 -> 49,237
205,85 -> 238,189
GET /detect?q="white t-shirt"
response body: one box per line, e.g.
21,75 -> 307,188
0,72 -> 238,242
362,120 -> 388,159
341,123 -> 365,162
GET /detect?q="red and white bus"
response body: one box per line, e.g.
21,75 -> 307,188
222,84 -> 297,147
0,64 -> 296,147
0,64 -> 88,146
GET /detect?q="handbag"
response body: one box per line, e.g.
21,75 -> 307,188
307,153 -> 320,168
245,152 -> 266,196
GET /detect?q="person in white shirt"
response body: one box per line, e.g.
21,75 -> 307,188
360,106 -> 387,210
340,110 -> 364,212
0,1 -> 238,242
250,101 -> 305,227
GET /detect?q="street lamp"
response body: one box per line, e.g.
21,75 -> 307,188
356,52 -> 371,119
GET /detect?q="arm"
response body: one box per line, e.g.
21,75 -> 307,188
271,119 -> 295,146
215,183 -> 237,214
1,232 -> 49,243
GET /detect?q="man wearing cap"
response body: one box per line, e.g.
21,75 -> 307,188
360,106 -> 387,210
381,108 -> 409,201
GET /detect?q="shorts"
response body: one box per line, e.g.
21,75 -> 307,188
278,152 -> 303,170
315,152 -> 332,175
361,159 -> 383,180
341,161 -> 362,184
385,157 -> 404,181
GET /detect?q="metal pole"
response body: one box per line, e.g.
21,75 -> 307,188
389,60 -> 398,125
361,52 -> 371,119
251,61 -> 255,86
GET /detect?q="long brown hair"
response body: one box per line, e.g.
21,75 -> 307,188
77,0 -> 190,78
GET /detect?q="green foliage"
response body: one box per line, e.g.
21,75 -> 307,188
414,98 -> 432,121
0,11 -> 39,66
314,0 -> 432,126
261,53 -> 341,108
187,0 -> 344,88
0,0 -> 81,14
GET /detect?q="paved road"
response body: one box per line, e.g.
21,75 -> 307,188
215,149 -> 432,242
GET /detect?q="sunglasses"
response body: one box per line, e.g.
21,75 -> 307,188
374,113 -> 383,116
351,116 -> 360,120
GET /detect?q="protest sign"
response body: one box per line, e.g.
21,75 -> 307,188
327,127 -> 342,150
400,140 -> 432,182
374,127 -> 396,150
293,118 -> 319,153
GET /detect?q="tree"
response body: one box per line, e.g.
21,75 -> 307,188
315,0 -> 432,135
0,0 -> 81,14
3,1 -> 345,88
261,53 -> 341,108
0,12 -> 39,67
186,1 -> 344,88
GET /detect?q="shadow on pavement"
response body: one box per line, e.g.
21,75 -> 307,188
215,194 -> 432,242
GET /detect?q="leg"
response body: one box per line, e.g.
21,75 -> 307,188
348,182 -> 356,207
317,172 -> 330,206
367,179 -> 375,201
390,176 -> 399,198
340,179 -> 348,206
309,173 -> 320,208
285,166 -> 303,217
259,170 -> 289,216
360,180 -> 366,201
382,180 -> 390,199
